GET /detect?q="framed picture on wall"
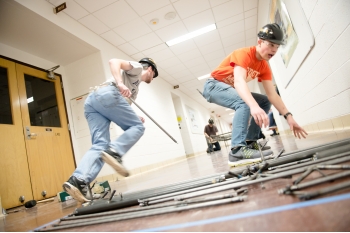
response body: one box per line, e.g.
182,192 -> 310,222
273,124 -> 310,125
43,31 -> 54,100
269,0 -> 315,87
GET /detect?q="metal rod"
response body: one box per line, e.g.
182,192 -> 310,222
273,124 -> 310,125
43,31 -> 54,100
128,97 -> 177,144
279,170 -> 350,194
298,179 -> 350,200
274,148 -> 285,160
37,197 -> 247,231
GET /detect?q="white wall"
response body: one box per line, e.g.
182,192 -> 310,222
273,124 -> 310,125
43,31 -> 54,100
258,0 -> 350,133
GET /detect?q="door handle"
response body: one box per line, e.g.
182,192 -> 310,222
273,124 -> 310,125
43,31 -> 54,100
25,126 -> 37,139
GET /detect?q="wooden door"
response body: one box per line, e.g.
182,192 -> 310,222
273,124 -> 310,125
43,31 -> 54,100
16,64 -> 75,201
0,58 -> 33,209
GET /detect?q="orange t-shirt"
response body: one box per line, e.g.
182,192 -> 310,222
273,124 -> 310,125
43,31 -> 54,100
211,46 -> 272,88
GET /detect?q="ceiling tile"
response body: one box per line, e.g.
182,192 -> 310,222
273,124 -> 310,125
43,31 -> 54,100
141,5 -> 181,30
142,44 -> 169,55
198,40 -> 223,55
245,15 -> 258,30
147,48 -> 175,61
93,0 -> 138,28
224,41 -> 246,55
182,9 -> 215,32
204,49 -> 226,62
221,32 -> 245,48
100,30 -> 126,46
78,14 -> 109,34
131,52 -> 146,61
216,13 -> 244,28
171,70 -> 191,79
113,18 -> 152,41
119,43 -> 139,55
218,20 -> 245,39
207,58 -> 223,70
189,63 -> 210,74
157,56 -> 182,68
169,40 -> 197,55
193,30 -> 220,47
243,0 -> 258,11
164,63 -> 187,74
244,8 -> 257,18
245,38 -> 257,47
173,0 -> 211,19
176,74 -> 196,83
212,0 -> 244,22
209,0 -> 230,7
155,21 -> 188,42
181,79 -> 202,88
245,27 -> 257,40
49,0 -> 89,20
126,0 -> 171,16
177,48 -> 202,63
184,57 -> 207,68
74,0 -> 117,13
129,33 -> 163,51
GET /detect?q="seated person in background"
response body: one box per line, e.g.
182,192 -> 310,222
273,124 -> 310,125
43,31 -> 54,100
204,119 -> 221,153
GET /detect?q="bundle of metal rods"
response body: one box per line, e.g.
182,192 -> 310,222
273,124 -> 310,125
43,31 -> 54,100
35,138 -> 350,231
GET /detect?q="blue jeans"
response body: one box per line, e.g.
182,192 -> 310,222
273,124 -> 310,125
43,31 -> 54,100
73,85 -> 145,183
202,79 -> 271,148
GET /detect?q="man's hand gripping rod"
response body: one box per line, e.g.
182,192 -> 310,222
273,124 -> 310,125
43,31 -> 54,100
128,97 -> 178,144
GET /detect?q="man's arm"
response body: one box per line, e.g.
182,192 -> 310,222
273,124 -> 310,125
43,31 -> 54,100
262,80 -> 308,139
109,59 -> 132,97
234,66 -> 269,128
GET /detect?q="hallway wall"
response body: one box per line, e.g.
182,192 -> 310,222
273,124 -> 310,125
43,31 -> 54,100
258,0 -> 350,135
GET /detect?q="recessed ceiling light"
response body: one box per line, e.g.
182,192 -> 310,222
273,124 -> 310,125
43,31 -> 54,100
150,18 -> 159,25
225,109 -> 232,111
166,24 -> 217,47
164,12 -> 176,20
197,73 -> 211,80
229,112 -> 235,115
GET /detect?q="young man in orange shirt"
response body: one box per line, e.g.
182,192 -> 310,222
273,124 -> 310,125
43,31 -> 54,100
202,23 -> 307,166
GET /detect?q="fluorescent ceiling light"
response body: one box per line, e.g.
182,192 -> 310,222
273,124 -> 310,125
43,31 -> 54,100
229,112 -> 235,115
197,73 -> 211,80
225,109 -> 232,111
166,24 -> 217,47
27,96 -> 34,103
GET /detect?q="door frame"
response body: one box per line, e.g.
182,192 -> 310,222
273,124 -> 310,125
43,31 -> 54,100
0,55 -> 76,167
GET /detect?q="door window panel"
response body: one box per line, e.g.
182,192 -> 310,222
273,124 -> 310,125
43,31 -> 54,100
0,66 -> 13,124
24,74 -> 61,127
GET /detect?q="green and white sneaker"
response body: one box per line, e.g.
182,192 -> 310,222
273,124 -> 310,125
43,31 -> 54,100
247,141 -> 271,151
228,146 -> 273,167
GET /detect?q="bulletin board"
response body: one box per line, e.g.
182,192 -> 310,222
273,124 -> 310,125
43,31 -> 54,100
269,0 -> 315,87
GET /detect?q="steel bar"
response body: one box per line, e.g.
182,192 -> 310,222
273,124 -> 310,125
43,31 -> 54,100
279,170 -> 350,194
267,151 -> 350,174
274,148 -> 285,160
36,196 -> 247,232
128,97 -> 177,144
73,174 -> 227,215
73,145 -> 350,216
61,190 -> 246,223
139,177 -> 249,206
174,155 -> 350,201
298,179 -> 350,200
229,138 -> 350,174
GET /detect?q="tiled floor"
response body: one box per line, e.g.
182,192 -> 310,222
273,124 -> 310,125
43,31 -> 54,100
1,130 -> 350,232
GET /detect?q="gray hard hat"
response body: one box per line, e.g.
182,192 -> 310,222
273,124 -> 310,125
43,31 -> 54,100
139,58 -> 158,78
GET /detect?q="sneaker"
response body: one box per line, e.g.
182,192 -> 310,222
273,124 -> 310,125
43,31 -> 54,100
62,176 -> 90,203
228,146 -> 273,167
247,141 -> 271,151
101,148 -> 129,177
